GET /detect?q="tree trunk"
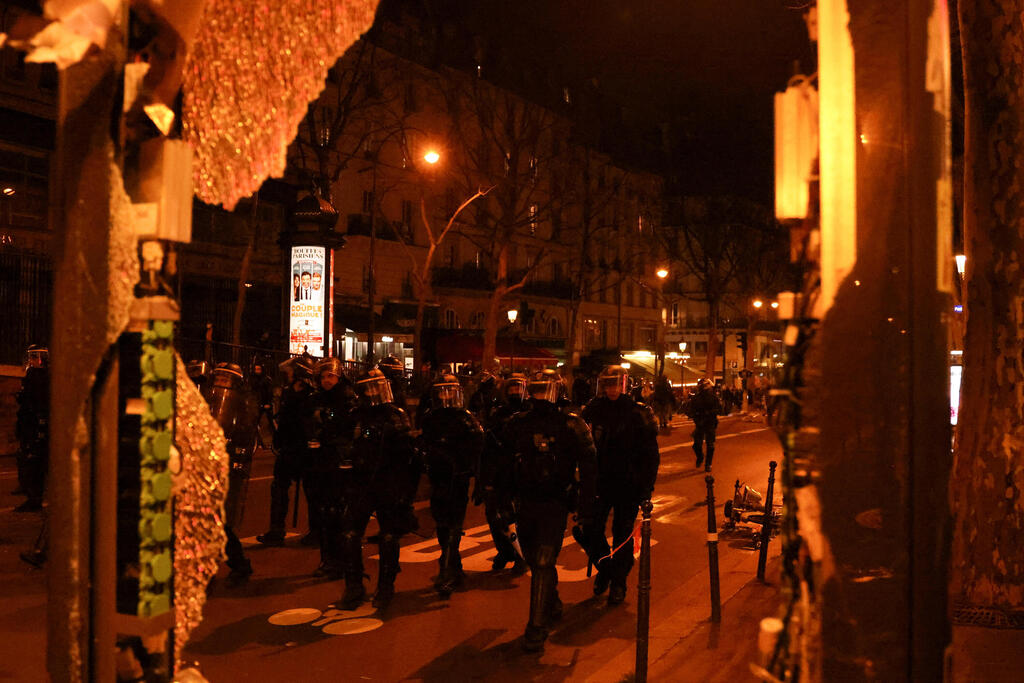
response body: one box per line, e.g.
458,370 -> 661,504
705,301 -> 719,378
481,246 -> 510,372
954,0 -> 1024,611
230,234 -> 254,349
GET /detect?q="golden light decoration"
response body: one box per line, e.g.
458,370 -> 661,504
172,356 -> 229,669
183,0 -> 379,209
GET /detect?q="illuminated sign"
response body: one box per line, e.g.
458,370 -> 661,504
289,246 -> 330,357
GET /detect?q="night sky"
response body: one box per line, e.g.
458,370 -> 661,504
430,0 -> 814,203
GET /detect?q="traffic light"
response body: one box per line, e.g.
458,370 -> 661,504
736,332 -> 748,358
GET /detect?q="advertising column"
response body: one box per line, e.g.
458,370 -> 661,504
288,245 -> 333,357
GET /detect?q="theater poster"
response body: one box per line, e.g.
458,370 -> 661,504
289,246 -> 331,356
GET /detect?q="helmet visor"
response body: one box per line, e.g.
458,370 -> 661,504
431,382 -> 464,409
357,376 -> 394,405
504,377 -> 527,401
527,377 -> 560,403
597,372 -> 628,397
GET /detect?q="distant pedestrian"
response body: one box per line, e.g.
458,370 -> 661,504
681,378 -> 723,471
15,344 -> 49,513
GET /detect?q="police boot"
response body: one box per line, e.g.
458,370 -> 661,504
373,534 -> 400,610
704,444 -> 715,471
339,532 -> 366,610
522,566 -> 557,652
608,578 -> 627,606
258,480 -> 289,545
436,528 -> 464,598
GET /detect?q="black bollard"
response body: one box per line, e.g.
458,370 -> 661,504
756,460 -> 777,582
705,475 -> 721,623
635,499 -> 653,682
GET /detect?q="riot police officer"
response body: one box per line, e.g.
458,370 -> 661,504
419,374 -> 484,597
682,377 -> 723,470
204,363 -> 261,583
306,357 -> 357,578
257,355 -> 316,546
250,361 -> 276,449
477,373 -> 529,572
15,344 -> 49,512
505,369 -> 597,652
467,371 -> 501,425
581,365 -> 660,605
377,355 -> 408,412
338,369 -> 421,611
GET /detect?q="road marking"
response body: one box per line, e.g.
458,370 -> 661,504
660,426 -> 769,453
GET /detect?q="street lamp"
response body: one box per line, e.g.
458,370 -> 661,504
507,308 -> 518,371
423,149 -> 440,165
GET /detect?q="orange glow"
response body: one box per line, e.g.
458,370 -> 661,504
423,150 -> 440,164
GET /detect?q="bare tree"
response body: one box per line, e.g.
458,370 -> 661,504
430,69 -> 567,370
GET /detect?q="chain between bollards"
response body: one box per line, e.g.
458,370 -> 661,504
635,499 -> 653,683
705,475 -> 721,623
756,460 -> 777,582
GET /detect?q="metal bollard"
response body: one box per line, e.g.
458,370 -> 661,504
705,475 -> 721,623
756,460 -> 777,582
635,499 -> 653,682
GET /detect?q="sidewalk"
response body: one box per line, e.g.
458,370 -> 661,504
644,557 -> 781,682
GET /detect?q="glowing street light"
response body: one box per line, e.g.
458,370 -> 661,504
2,186 -> 14,196
506,309 -> 518,324
753,299 -> 764,309
655,267 -> 669,279
955,253 -> 966,276
770,301 -> 779,309
423,149 -> 440,165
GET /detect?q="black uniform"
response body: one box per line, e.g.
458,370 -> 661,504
15,364 -> 49,511
260,380 -> 315,543
478,398 -> 528,570
468,375 -> 501,425
250,367 -> 276,448
305,381 -> 357,576
506,398 -> 597,650
582,394 -> 660,600
338,403 -> 421,609
419,405 -> 484,596
682,386 -> 723,470
204,370 -> 261,581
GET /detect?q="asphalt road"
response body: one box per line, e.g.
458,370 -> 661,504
0,411 -> 782,682
181,413 -> 783,682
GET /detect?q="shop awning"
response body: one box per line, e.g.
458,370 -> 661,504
434,333 -> 556,365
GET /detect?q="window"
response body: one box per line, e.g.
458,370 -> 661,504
401,200 -> 413,227
548,317 -> 561,337
469,311 -> 485,328
529,204 -> 538,235
362,190 -> 374,214
401,273 -> 414,299
637,214 -> 645,232
627,283 -> 634,307
694,341 -> 708,354
476,64 -> 482,79
671,302 -> 680,326
504,152 -> 512,176
444,308 -> 459,329
403,83 -> 417,113
446,240 -> 458,267
529,155 -> 538,182
562,86 -> 571,105
474,250 -> 484,269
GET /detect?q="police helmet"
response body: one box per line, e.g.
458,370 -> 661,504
377,355 -> 404,380
355,368 -> 394,406
430,374 -> 465,409
697,377 -> 713,392
186,360 -> 209,382
25,344 -> 48,368
503,373 -> 528,403
315,357 -> 344,379
212,362 -> 244,390
527,369 -> 565,404
597,365 -> 629,397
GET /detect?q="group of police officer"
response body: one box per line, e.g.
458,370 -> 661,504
191,354 -> 670,653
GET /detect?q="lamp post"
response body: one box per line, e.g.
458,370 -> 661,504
655,267 -> 668,377
507,308 -> 518,372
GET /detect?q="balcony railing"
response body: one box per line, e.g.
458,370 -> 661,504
431,264 -> 494,290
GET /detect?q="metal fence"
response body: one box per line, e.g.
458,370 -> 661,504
0,251 -> 52,365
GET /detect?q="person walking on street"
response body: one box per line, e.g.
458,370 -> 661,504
257,356 -> 316,546
682,378 -> 723,471
505,369 -> 597,652
15,344 -> 49,513
338,369 -> 421,611
419,374 -> 484,597
581,365 -> 660,606
476,373 -> 529,573
306,357 -> 357,578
